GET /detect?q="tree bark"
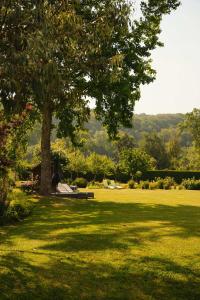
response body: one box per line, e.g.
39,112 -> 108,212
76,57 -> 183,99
40,101 -> 52,195
0,172 -> 9,216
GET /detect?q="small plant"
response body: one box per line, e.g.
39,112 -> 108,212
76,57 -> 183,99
140,181 -> 150,189
178,185 -> 185,190
163,177 -> 176,190
149,181 -> 158,190
73,177 -> 88,188
155,177 -> 164,189
181,178 -> 200,190
128,180 -> 135,189
4,189 -> 34,222
155,177 -> 175,190
87,181 -> 104,189
5,201 -> 32,221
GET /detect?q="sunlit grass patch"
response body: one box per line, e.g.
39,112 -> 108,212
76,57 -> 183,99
0,189 -> 200,299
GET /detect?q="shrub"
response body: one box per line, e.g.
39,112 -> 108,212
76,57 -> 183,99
149,181 -> 158,190
163,177 -> 176,190
178,185 -> 185,190
155,178 -> 165,189
140,181 -> 150,189
128,180 -> 135,189
181,178 -> 200,190
87,181 -> 104,189
155,177 -> 175,190
5,201 -> 32,221
141,171 -> 200,184
4,189 -> 34,222
73,177 -> 88,188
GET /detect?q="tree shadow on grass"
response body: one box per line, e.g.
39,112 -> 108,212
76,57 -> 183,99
1,197 -> 200,299
1,197 -> 200,245
0,252 -> 200,300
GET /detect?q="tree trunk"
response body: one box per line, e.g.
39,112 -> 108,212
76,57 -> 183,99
0,172 -> 9,216
40,102 -> 52,195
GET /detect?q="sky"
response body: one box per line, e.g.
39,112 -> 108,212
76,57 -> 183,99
134,0 -> 200,115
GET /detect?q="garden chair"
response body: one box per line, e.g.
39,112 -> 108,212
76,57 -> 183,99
103,179 -> 114,189
54,183 -> 94,199
103,179 -> 109,189
56,183 -> 73,193
110,180 -> 122,189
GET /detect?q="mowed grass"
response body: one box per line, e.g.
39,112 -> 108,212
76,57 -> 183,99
1,189 -> 200,300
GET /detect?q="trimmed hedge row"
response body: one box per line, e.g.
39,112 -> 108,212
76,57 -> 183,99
18,167 -> 200,185
141,171 -> 200,184
62,170 -> 200,184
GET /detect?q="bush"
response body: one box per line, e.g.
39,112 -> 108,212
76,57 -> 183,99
141,171 -> 200,184
155,178 -> 165,189
4,189 -> 34,222
151,177 -> 175,190
138,177 -> 175,190
73,177 -> 88,188
178,185 -> 185,190
140,181 -> 150,189
162,177 -> 176,190
149,181 -> 158,190
5,201 -> 32,221
128,180 -> 135,189
181,178 -> 200,190
155,177 -> 176,190
87,181 -> 104,189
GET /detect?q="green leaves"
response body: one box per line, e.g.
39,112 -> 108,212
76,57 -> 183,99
1,0 -> 180,139
119,148 -> 155,178
184,109 -> 200,151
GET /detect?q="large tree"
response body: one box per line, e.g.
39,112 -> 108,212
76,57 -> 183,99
142,132 -> 170,169
0,105 -> 32,213
119,148 -> 155,179
184,109 -> 200,151
1,0 -> 180,194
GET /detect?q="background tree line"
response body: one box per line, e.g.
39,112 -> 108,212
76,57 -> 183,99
19,111 -> 200,181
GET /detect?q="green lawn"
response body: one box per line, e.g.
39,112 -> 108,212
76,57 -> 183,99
1,189 -> 200,300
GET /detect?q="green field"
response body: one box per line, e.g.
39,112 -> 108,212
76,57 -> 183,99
1,189 -> 200,300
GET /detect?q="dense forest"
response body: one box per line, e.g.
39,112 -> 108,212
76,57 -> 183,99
29,113 -> 191,145
25,112 -> 199,174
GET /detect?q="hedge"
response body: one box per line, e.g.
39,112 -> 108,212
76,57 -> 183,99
141,171 -> 200,184
18,166 -> 200,185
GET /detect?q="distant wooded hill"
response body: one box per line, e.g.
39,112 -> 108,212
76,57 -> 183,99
28,113 -> 192,149
85,113 -> 192,147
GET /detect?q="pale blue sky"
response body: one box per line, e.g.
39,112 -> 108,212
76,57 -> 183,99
134,0 -> 200,114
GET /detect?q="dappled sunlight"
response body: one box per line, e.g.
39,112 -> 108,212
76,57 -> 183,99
0,251 -> 200,300
1,190 -> 200,299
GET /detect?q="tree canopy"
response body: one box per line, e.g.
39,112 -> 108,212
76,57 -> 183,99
1,0 -> 180,194
184,109 -> 200,151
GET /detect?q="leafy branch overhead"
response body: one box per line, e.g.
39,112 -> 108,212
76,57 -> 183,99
1,0 -> 180,194
1,0 -> 180,137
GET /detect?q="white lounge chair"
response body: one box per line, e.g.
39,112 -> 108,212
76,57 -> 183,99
110,180 -> 122,189
56,183 -> 74,193
54,183 -> 94,199
103,179 -> 115,189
